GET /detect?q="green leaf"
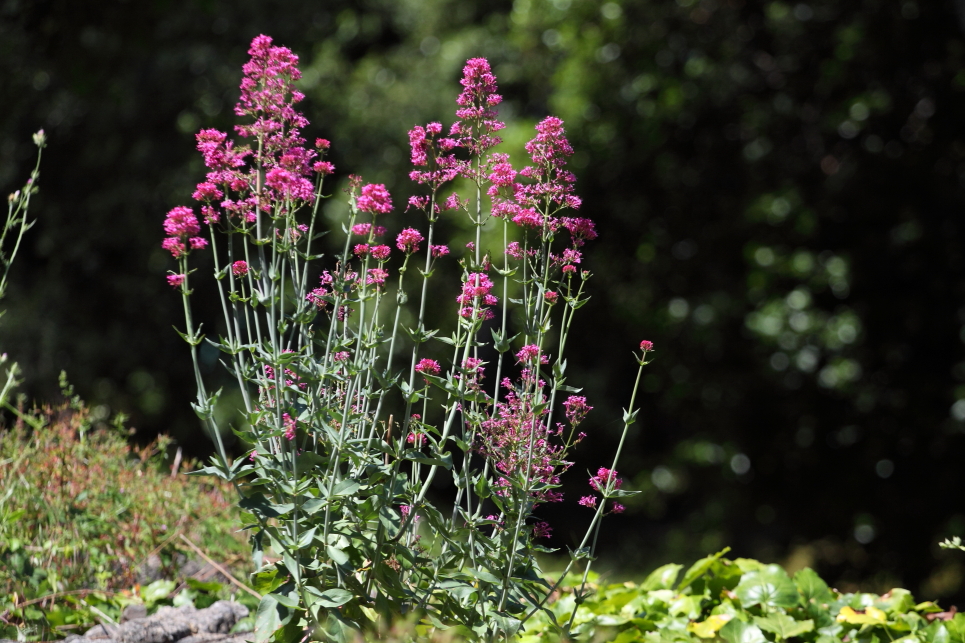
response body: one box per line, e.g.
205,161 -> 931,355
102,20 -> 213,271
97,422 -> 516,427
465,568 -> 501,585
474,475 -> 492,499
267,592 -> 300,609
314,588 -> 353,608
795,567 -> 834,605
327,545 -> 349,566
403,450 -> 453,468
736,565 -> 800,610
607,489 -> 642,498
186,578 -> 224,593
240,493 -> 294,518
379,506 -> 401,537
677,547 -> 730,591
301,497 -> 326,514
720,619 -> 768,643
640,563 -> 683,590
330,478 -> 361,497
755,613 -> 815,639
140,579 -> 176,603
250,568 -> 285,595
927,623 -> 950,643
254,594 -> 290,642
295,526 -> 316,549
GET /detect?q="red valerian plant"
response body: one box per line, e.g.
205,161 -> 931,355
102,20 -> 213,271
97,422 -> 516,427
166,35 -> 652,642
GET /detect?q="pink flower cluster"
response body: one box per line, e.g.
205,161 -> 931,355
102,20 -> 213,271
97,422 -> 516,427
562,395 -> 592,427
456,272 -> 498,320
450,58 -> 505,157
306,273 -> 331,310
580,467 -> 626,514
366,267 -> 389,288
415,358 -> 441,377
178,35 -> 334,239
357,183 -> 393,214
162,206 -> 207,259
282,413 -> 296,441
407,123 -> 461,188
515,344 -> 547,365
407,58 -> 509,191
351,223 -> 386,238
396,228 -> 423,254
476,387 -> 569,506
589,467 -> 622,493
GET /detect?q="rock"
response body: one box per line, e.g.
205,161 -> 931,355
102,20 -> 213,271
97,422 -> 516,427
121,605 -> 148,623
81,601 -> 250,643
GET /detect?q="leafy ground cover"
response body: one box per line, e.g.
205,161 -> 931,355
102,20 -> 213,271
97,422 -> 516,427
0,383 -> 252,641
521,549 -> 960,643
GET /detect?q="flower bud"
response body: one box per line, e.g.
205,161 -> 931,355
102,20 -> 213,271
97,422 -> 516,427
32,129 -> 46,147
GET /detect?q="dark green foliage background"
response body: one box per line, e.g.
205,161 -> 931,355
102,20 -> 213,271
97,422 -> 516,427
3,0 -> 965,604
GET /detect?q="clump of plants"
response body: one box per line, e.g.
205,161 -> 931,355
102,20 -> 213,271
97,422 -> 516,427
521,550 -> 962,643
166,35 -> 652,641
0,380 -> 250,640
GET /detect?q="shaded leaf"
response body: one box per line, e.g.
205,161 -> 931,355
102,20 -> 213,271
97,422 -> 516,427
735,565 -> 799,609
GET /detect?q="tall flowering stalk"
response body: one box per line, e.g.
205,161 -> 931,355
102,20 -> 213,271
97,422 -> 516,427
167,38 -> 650,642
1,130 -> 46,407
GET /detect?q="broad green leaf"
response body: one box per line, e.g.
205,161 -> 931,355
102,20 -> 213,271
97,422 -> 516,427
677,547 -> 731,591
140,579 -> 176,603
613,628 -> 647,643
254,594 -> 291,642
327,545 -> 349,566
239,493 -> 294,518
720,619 -> 768,643
735,565 -> 799,609
250,568 -> 285,594
689,614 -> 735,638
301,496 -> 326,514
267,591 -> 299,608
315,588 -> 353,608
640,563 -> 683,590
185,578 -> 223,592
926,623 -> 950,643
795,567 -> 835,605
294,451 -> 326,471
755,613 -> 815,638
378,506 -> 401,537
669,595 -> 705,619
331,478 -> 361,497
880,588 -> 916,616
466,567 -> 502,584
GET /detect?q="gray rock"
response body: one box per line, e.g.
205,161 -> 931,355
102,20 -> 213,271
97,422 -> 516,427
121,605 -> 148,623
82,601 -> 249,643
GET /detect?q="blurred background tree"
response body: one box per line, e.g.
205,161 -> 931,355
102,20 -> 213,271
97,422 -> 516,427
4,0 -> 965,604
